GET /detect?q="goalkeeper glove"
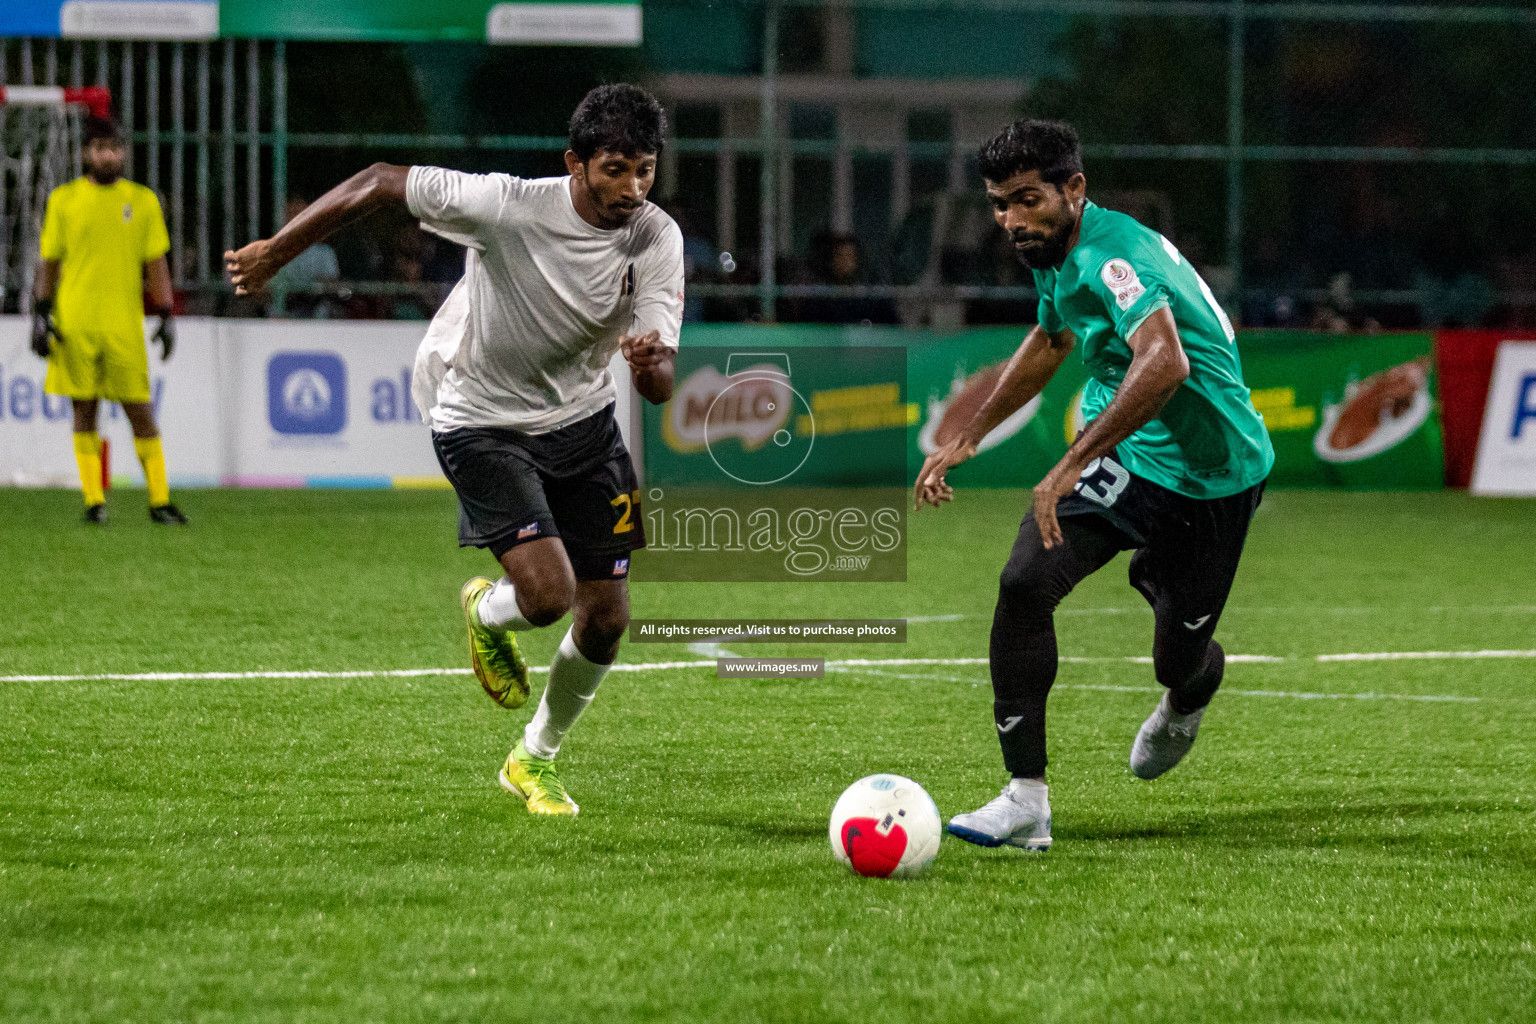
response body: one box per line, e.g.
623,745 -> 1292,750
30,297 -> 60,359
152,313 -> 176,361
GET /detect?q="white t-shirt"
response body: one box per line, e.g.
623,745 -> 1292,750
406,167 -> 684,434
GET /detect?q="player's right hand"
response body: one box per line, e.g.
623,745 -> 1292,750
224,239 -> 278,295
913,435 -> 978,510
30,298 -> 60,359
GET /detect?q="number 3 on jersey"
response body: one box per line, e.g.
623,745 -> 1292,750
1075,456 -> 1130,508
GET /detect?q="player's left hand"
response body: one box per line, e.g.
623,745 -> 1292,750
30,298 -> 60,359
1031,459 -> 1084,550
621,330 -> 669,371
153,314 -> 176,361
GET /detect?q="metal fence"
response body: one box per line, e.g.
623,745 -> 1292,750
4,0 -> 1536,323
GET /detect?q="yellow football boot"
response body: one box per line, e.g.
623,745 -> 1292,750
498,739 -> 579,816
460,577 -> 530,709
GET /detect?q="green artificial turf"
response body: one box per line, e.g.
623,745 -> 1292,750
2,487 -> 1534,1022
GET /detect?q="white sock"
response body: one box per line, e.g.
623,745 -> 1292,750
478,576 -> 533,632
523,627 -> 610,759
1008,778 -> 1047,799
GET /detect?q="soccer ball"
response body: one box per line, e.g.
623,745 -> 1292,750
829,774 -> 942,879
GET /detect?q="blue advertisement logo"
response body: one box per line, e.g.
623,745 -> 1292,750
268,352 -> 346,435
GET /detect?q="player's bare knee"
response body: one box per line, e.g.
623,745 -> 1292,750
71,399 -> 99,433
122,403 -> 159,439
519,580 -> 575,627
576,600 -> 629,646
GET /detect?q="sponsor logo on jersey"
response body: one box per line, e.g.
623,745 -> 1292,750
612,558 -> 630,576
1101,258 -> 1146,311
122,204 -> 133,222
517,522 -> 540,539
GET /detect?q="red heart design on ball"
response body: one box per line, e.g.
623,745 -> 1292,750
841,816 -> 908,878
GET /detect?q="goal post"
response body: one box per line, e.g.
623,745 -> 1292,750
0,85 -> 111,315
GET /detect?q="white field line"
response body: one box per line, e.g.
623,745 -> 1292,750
4,649 -> 1532,684
1318,650 -> 1536,662
4,649 -> 1518,704
1058,605 -> 1536,616
1052,682 -> 1477,703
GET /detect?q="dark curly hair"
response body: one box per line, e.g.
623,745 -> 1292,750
977,119 -> 1083,187
568,84 -> 666,162
83,116 -> 124,146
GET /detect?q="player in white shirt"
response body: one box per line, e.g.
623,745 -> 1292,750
226,85 -> 683,817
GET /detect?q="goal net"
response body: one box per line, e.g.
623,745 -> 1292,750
0,86 -> 110,315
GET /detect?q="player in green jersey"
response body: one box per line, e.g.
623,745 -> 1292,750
914,120 -> 1275,851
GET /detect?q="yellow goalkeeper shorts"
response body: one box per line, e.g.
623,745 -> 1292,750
44,330 -> 152,405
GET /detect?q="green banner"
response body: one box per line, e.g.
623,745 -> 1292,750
221,0 -> 641,44
1238,331 -> 1442,488
644,336 -> 910,488
650,326 -> 1445,491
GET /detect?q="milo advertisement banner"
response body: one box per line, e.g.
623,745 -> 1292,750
638,336 -> 910,582
906,328 -> 1443,489
647,327 -> 1445,509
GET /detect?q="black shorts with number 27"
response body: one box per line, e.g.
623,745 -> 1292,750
431,403 -> 644,581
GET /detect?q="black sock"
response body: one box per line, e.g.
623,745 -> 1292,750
1169,640 -> 1225,715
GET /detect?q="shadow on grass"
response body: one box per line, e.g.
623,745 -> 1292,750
695,814 -> 827,842
1061,797 -> 1533,857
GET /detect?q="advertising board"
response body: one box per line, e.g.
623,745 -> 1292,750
1470,341 -> 1536,496
0,316 -> 635,489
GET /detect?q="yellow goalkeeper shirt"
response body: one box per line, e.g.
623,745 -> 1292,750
40,176 -> 170,338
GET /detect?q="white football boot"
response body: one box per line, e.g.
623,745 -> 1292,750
946,782 -> 1052,851
1130,691 -> 1206,780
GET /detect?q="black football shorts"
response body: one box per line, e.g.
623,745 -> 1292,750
431,403 -> 644,581
1051,448 -> 1266,634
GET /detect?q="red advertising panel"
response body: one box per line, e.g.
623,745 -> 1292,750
1435,330 -> 1536,487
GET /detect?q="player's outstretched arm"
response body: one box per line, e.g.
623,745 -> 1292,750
913,324 -> 1075,510
1031,306 -> 1189,548
224,163 -> 409,294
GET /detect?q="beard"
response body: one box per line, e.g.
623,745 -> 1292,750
1012,222 -> 1073,270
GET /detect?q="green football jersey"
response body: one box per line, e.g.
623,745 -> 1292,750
1034,201 -> 1274,499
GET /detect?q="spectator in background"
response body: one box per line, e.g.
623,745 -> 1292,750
270,196 -> 341,317
385,226 -> 440,321
791,230 -> 898,326
1308,272 -> 1381,334
1488,249 -> 1536,329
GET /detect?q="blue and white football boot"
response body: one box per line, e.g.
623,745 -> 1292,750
946,782 -> 1052,851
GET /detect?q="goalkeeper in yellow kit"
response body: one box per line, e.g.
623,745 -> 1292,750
32,118 -> 185,525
